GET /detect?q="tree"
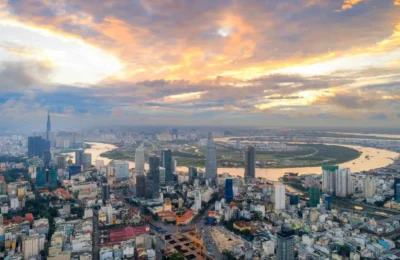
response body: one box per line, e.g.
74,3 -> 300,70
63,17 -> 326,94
223,250 -> 238,260
167,253 -> 185,260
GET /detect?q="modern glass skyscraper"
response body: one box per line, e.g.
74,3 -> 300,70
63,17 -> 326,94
135,145 -> 145,175
75,148 -> 84,166
309,185 -> 321,207
161,149 -> 173,182
188,166 -> 197,180
28,136 -> 50,158
147,156 -> 160,199
394,178 -> 400,202
277,229 -> 295,260
225,179 -> 233,202
48,166 -> 58,186
205,132 -> 217,183
245,146 -> 255,180
136,175 -> 146,198
102,183 -> 110,204
36,167 -> 46,187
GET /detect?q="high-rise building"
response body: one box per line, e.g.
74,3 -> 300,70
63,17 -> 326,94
146,156 -> 160,199
277,229 -> 295,260
205,132 -> 217,183
394,178 -> 400,202
289,194 -> 299,205
106,204 -> 113,225
56,156 -> 66,170
23,232 -> 40,259
188,166 -> 197,180
28,136 -> 50,158
48,166 -> 58,186
161,149 -> 173,182
0,177 -> 6,195
309,185 -> 321,207
46,110 -> 51,142
135,145 -> 145,175
194,189 -> 202,211
136,175 -> 146,198
82,153 -> 92,167
274,184 -> 286,210
67,165 -> 82,177
102,183 -> 110,204
245,146 -> 255,180
336,168 -> 352,197
159,167 -> 166,186
36,167 -> 46,187
322,166 -> 339,195
115,161 -> 130,181
43,150 -> 51,167
225,179 -> 234,202
92,209 -> 99,260
75,148 -> 84,166
364,176 -> 376,199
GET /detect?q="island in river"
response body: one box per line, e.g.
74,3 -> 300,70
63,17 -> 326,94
98,142 -> 362,169
61,141 -> 399,182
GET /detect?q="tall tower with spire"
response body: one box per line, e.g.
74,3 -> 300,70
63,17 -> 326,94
46,110 -> 51,142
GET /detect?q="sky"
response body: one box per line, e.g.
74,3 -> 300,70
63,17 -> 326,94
0,0 -> 400,131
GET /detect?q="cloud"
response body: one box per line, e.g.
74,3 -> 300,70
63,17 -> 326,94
0,61 -> 52,91
341,0 -> 362,10
0,0 -> 399,129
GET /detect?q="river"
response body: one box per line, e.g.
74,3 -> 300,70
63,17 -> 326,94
64,141 -> 399,182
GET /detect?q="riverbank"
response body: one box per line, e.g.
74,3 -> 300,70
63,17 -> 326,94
84,141 -> 398,181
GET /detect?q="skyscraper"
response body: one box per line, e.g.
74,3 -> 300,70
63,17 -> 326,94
244,146 -> 255,180
194,189 -> 202,211
43,150 -> 51,167
322,166 -> 339,195
75,148 -> 84,166
159,167 -> 166,186
135,145 -> 145,175
82,153 -> 92,167
274,184 -> 286,210
364,176 -> 376,199
146,156 -> 160,199
188,166 -> 197,180
277,229 -> 295,260
161,149 -> 173,182
102,183 -> 110,205
225,179 -> 234,202
394,178 -> 400,202
115,161 -> 130,181
136,175 -> 146,198
46,110 -> 51,142
309,185 -> 321,207
48,166 -> 58,186
335,168 -> 353,197
36,167 -> 46,187
56,155 -> 66,170
28,136 -> 50,158
205,132 -> 217,183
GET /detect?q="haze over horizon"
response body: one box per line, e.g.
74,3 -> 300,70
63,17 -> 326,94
1,0 -> 400,130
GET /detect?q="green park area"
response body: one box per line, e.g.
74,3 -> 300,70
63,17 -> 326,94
100,141 -> 361,169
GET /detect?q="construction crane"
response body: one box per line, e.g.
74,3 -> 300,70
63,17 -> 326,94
175,216 -> 205,260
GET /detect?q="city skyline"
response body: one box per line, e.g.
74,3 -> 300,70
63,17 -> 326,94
0,1 -> 400,129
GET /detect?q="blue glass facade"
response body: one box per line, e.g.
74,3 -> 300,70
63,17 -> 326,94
225,179 -> 233,202
36,167 -> 46,187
